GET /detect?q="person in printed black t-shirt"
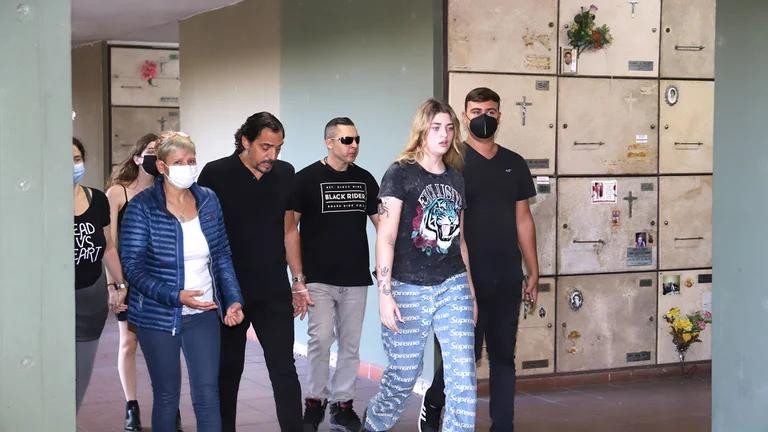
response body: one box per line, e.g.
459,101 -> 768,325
287,117 -> 379,432
197,113 -> 303,432
362,99 -> 477,432
72,138 -> 128,412
421,88 -> 539,432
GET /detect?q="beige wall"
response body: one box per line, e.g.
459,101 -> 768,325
179,0 -> 281,168
72,42 -> 108,188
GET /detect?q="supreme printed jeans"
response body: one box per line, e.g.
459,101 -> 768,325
365,273 -> 476,432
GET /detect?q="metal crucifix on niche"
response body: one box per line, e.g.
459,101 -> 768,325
628,0 -> 639,18
516,96 -> 533,126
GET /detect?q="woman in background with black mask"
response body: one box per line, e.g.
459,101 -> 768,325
106,133 -> 181,431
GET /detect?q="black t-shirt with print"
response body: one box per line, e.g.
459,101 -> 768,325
379,161 -> 466,286
463,144 -> 536,298
289,161 -> 379,287
74,187 -> 110,289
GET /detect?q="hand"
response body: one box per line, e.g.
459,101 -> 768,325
224,302 -> 244,327
107,287 -> 125,313
523,275 -> 539,305
115,288 -> 127,310
180,290 -> 218,311
379,293 -> 403,333
472,298 -> 478,326
292,282 -> 314,320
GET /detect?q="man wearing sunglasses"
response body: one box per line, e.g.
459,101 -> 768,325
286,117 -> 380,432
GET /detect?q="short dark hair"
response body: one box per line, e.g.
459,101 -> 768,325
324,117 -> 355,139
72,137 -> 86,160
234,112 -> 285,152
464,87 -> 501,110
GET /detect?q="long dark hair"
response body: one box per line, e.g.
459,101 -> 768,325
234,112 -> 284,152
110,133 -> 159,186
73,137 -> 86,160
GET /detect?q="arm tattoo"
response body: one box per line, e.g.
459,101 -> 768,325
377,199 -> 390,218
377,266 -> 391,295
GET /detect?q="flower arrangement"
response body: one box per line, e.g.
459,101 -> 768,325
663,307 -> 712,362
566,5 -> 613,58
140,60 -> 158,86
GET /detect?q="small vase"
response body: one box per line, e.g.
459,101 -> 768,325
677,346 -> 690,376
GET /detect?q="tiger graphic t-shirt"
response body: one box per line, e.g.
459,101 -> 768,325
379,161 -> 466,285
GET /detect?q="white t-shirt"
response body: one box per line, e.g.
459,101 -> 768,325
180,216 -> 214,316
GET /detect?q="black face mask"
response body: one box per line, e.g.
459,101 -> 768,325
468,114 -> 498,139
141,155 -> 159,176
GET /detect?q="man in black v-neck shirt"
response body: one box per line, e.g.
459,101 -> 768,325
197,112 -> 303,432
420,88 -> 539,432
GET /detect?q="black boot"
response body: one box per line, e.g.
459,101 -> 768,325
176,409 -> 183,432
123,400 -> 142,431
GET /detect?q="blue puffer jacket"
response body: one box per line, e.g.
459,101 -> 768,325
119,177 -> 244,334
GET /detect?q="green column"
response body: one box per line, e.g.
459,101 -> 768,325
712,1 -> 768,430
0,1 -> 74,430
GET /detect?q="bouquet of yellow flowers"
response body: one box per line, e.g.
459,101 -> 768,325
663,307 -> 712,357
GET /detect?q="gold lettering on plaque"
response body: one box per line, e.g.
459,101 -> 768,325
522,28 -> 552,50
524,55 -> 552,70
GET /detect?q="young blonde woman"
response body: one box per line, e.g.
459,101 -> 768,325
362,99 -> 478,432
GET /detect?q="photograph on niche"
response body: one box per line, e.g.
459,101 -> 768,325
561,47 -> 577,74
591,180 -> 617,203
662,274 -> 681,296
635,232 -> 647,248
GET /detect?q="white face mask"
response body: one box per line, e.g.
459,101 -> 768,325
165,165 -> 197,189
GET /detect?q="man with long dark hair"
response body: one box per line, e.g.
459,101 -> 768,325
198,112 -> 306,432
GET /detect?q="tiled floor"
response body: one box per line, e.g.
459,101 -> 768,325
77,315 -> 711,431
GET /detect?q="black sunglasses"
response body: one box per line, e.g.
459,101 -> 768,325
332,136 -> 361,145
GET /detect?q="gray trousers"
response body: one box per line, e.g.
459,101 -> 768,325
305,283 -> 367,402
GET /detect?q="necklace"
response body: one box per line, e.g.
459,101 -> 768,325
168,191 -> 194,222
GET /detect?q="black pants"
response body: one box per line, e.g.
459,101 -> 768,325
425,290 -> 523,432
219,295 -> 302,432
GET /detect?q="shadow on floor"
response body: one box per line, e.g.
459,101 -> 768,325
77,315 -> 711,431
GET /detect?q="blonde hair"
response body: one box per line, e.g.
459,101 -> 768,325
155,131 -> 195,163
396,99 -> 465,171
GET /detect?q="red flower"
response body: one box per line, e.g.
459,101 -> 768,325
592,30 -> 602,48
140,60 -> 158,82
412,206 -> 423,230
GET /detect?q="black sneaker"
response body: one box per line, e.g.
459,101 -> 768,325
329,400 -> 362,432
417,393 -> 441,432
303,398 -> 328,432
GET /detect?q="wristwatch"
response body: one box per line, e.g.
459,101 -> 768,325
291,275 -> 306,284
108,282 -> 128,290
